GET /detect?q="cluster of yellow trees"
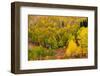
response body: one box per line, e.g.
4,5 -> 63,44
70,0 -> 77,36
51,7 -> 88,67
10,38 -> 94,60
28,15 -> 88,60
65,27 -> 88,58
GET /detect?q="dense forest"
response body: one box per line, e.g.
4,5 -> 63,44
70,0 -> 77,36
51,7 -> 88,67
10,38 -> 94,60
28,15 -> 88,60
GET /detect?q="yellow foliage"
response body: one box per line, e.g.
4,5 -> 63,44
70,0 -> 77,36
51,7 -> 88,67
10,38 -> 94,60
77,27 -> 88,47
65,40 -> 82,58
28,15 -> 88,60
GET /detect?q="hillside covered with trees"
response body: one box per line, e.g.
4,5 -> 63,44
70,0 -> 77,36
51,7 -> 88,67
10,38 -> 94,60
28,15 -> 88,60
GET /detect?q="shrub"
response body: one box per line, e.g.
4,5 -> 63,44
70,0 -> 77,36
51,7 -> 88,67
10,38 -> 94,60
77,27 -> 88,48
28,46 -> 47,60
65,39 -> 82,58
28,46 -> 55,60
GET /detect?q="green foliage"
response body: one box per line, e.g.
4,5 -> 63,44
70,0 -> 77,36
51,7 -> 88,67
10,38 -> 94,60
28,15 -> 88,60
47,48 -> 55,56
28,46 -> 55,60
28,46 -> 47,60
28,16 -> 86,50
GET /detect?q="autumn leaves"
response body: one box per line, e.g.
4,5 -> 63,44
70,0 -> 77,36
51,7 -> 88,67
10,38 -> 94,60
28,15 -> 88,60
65,27 -> 88,58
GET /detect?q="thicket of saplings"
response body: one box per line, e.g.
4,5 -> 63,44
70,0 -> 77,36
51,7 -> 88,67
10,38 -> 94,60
28,16 -> 88,60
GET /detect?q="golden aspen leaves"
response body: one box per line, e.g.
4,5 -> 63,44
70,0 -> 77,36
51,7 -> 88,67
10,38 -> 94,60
28,15 -> 88,60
